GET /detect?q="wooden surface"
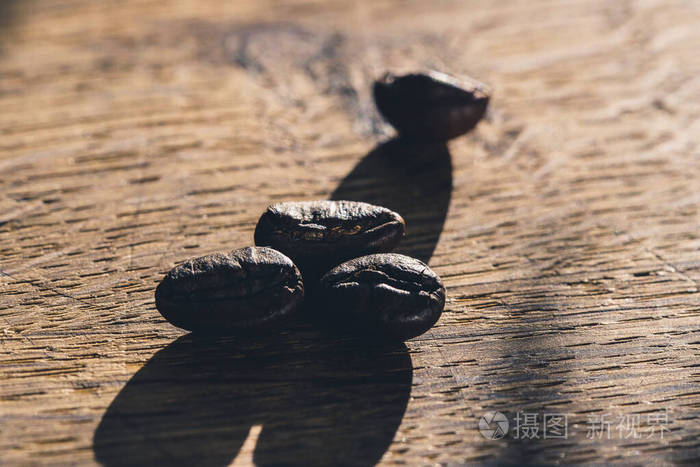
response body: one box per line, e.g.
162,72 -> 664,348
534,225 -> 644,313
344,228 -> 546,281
1,0 -> 700,465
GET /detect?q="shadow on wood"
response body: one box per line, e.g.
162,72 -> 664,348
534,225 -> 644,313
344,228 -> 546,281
488,284 -> 576,462
331,138 -> 452,264
93,329 -> 412,466
94,137 -> 451,466
0,0 -> 20,52
0,0 -> 18,27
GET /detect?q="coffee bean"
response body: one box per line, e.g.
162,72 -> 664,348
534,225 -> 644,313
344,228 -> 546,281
254,200 -> 405,278
319,253 -> 445,341
373,70 -> 490,141
155,246 -> 303,334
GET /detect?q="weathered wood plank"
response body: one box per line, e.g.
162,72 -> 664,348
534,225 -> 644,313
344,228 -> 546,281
1,0 -> 699,465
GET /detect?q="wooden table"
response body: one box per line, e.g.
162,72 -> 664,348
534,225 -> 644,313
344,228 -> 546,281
1,0 -> 699,465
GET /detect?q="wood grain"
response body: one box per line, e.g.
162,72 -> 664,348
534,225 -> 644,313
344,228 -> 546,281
1,0 -> 699,465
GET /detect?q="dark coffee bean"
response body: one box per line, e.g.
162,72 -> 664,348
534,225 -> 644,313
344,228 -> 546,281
373,70 -> 490,141
254,200 -> 405,278
319,253 -> 445,341
155,247 -> 303,334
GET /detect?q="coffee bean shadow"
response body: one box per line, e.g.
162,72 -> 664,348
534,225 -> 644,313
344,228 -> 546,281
331,138 -> 452,264
95,129 -> 450,467
93,325 -> 412,466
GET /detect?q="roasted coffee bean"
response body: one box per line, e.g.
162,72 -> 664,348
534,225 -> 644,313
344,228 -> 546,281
155,246 -> 303,334
254,200 -> 405,278
319,253 -> 445,341
373,70 -> 490,141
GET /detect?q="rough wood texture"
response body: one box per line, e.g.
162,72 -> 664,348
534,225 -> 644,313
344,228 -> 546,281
1,0 -> 699,465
